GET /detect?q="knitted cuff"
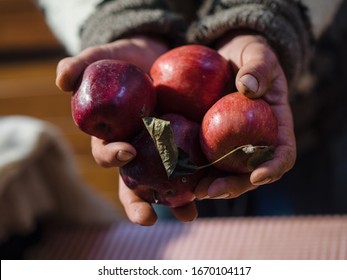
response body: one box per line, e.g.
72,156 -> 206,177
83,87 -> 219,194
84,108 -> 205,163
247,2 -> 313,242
187,0 -> 313,85
80,0 -> 186,50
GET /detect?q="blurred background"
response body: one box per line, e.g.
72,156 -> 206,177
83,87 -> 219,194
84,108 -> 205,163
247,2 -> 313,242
0,0 -> 122,212
2,0 -> 347,219
1,0 -> 346,262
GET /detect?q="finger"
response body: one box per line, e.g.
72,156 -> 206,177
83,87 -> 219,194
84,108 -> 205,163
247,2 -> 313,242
56,57 -> 83,92
118,176 -> 157,226
171,201 -> 198,222
250,143 -> 296,186
250,92 -> 296,185
91,136 -> 136,168
205,175 -> 256,199
236,42 -> 280,98
56,46 -> 114,92
195,177 -> 215,199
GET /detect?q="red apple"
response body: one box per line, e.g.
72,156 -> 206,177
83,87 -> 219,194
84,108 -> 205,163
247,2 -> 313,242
200,92 -> 278,173
120,114 -> 207,208
72,59 -> 156,142
150,45 -> 234,122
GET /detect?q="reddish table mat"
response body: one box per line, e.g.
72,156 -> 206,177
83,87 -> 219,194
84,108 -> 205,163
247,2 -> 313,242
27,215 -> 347,260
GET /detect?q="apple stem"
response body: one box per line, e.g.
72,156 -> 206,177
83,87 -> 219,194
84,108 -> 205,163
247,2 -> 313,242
197,144 -> 269,170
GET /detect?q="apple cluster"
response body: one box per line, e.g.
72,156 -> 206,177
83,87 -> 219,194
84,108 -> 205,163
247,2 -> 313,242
71,45 -> 278,208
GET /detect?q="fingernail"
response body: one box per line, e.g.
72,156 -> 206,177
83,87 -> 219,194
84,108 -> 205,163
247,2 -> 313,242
252,177 -> 272,186
197,195 -> 210,200
210,193 -> 231,199
239,74 -> 259,94
116,150 -> 135,162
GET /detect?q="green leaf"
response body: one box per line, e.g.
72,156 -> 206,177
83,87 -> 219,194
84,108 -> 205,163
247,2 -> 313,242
142,117 -> 179,177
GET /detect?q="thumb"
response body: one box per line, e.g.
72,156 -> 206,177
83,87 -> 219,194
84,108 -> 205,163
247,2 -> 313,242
235,44 -> 279,99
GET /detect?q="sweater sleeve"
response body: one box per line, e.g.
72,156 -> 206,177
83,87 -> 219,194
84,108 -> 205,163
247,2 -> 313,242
187,0 -> 314,86
79,0 -> 186,51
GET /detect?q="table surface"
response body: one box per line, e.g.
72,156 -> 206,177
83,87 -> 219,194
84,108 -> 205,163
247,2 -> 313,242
27,215 -> 347,260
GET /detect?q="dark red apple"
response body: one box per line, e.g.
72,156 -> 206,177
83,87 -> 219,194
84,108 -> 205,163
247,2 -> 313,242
150,45 -> 234,122
72,59 -> 156,142
200,92 -> 278,173
120,114 -> 207,208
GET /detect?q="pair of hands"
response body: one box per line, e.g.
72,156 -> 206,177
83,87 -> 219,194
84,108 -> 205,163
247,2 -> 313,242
56,34 -> 296,226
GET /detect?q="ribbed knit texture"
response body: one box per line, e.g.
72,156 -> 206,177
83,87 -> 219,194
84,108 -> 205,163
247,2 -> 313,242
80,0 -> 187,49
80,0 -> 312,86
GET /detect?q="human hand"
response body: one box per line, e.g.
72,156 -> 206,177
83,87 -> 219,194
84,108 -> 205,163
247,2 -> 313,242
118,177 -> 198,226
56,36 -> 198,225
90,137 -> 198,226
195,33 -> 296,200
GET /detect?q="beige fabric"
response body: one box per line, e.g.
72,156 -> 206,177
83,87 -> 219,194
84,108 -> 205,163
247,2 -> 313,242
0,116 -> 120,242
301,0 -> 343,37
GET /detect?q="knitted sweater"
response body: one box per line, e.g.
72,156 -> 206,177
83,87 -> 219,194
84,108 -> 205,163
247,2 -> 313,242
37,0 -> 313,87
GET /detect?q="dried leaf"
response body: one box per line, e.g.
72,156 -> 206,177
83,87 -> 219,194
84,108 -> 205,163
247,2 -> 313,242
171,148 -> 200,177
142,117 -> 178,177
246,145 -> 275,171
